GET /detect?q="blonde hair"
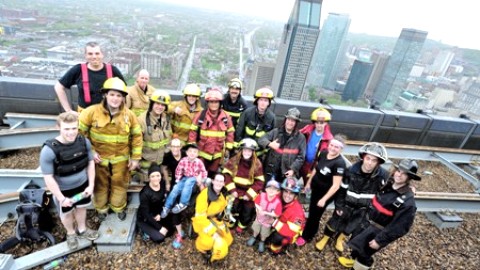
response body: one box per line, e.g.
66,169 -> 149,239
56,111 -> 78,126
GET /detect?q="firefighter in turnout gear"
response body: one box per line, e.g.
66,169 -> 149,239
338,159 -> 420,270
79,77 -> 143,221
192,174 -> 233,263
169,83 -> 203,143
126,69 -> 156,117
235,87 -> 276,156
316,142 -> 389,253
258,107 -> 306,183
188,87 -> 235,177
268,177 -> 306,255
222,138 -> 265,233
222,78 -> 248,127
137,90 -> 172,183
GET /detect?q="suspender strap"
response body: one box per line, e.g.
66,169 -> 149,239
80,63 -> 113,104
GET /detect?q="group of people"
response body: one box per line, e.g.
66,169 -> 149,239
39,41 -> 420,269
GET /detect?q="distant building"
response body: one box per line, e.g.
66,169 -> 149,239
396,91 -> 428,111
272,0 -> 322,101
457,81 -> 480,116
248,61 -> 275,96
305,12 -> 351,92
364,52 -> 389,100
141,53 -> 162,79
430,50 -> 455,77
342,59 -> 373,102
373,28 -> 428,108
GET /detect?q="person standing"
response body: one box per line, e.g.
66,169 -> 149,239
338,159 -> 421,270
189,88 -> 235,177
299,107 -> 334,182
137,90 -> 172,183
235,87 -> 275,156
126,69 -> 156,117
40,111 -> 99,249
222,138 -> 265,233
315,142 -> 389,253
258,107 -> 306,183
299,135 -> 347,245
169,83 -> 203,143
79,77 -> 143,221
161,137 -> 184,192
55,41 -> 125,112
222,78 -> 248,127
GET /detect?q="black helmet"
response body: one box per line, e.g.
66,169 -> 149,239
395,159 -> 421,181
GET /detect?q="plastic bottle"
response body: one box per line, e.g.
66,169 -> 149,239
70,192 -> 85,203
43,257 -> 65,270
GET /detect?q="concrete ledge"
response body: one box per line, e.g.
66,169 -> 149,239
95,208 -> 137,253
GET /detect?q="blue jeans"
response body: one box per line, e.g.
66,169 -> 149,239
165,176 -> 197,209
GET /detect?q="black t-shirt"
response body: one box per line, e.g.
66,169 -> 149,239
58,63 -> 125,108
312,151 -> 346,189
161,151 -> 183,187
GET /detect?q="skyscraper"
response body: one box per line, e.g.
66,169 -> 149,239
248,61 -> 276,96
373,28 -> 428,108
305,13 -> 351,92
342,59 -> 374,102
272,0 -> 322,101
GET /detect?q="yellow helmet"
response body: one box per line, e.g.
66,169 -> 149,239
205,87 -> 223,102
254,87 -> 274,99
102,77 -> 127,95
228,78 -> 243,90
310,108 -> 331,122
210,237 -> 228,262
150,90 -> 171,105
183,83 -> 202,97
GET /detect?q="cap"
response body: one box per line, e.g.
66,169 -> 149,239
266,179 -> 280,189
148,163 -> 161,176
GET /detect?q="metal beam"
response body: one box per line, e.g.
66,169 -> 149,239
5,113 -> 57,129
432,153 -> 480,192
0,127 -> 58,152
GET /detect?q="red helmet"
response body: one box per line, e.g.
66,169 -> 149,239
205,87 -> 223,102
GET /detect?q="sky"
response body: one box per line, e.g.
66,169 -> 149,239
157,0 -> 480,50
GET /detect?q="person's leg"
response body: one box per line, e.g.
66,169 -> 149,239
165,179 -> 184,209
109,161 -> 130,214
60,211 -> 76,235
74,207 -> 87,232
179,176 -> 197,206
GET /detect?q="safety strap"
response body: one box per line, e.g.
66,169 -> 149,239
81,63 -> 113,104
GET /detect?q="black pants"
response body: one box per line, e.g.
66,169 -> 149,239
136,214 -> 179,243
349,226 -> 382,267
232,199 -> 255,228
302,184 -> 335,241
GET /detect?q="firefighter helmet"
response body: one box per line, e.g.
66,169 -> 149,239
228,78 -> 243,90
254,87 -> 274,99
310,107 -> 331,122
285,107 -> 301,121
210,236 -> 229,262
150,90 -> 171,105
239,138 -> 258,151
183,83 -> 202,97
281,177 -> 301,194
358,142 -> 388,164
395,159 -> 421,181
102,77 -> 128,95
205,87 -> 223,102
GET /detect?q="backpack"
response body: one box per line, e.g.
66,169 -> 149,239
0,182 -> 55,253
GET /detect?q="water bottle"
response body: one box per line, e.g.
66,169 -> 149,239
43,257 -> 65,270
70,192 -> 85,203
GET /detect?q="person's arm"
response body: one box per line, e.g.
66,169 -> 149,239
43,174 -> 72,207
54,81 -> 74,112
318,175 -> 342,207
160,165 -> 171,191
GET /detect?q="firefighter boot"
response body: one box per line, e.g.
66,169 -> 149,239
315,236 -> 330,251
335,233 -> 347,252
338,256 -> 354,268
353,260 -> 371,270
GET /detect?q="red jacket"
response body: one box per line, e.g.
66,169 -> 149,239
300,123 -> 334,154
223,156 -> 265,200
273,199 -> 306,243
188,109 -> 235,160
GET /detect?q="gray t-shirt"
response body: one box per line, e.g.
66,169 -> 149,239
40,137 -> 94,190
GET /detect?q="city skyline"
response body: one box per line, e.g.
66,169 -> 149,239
156,0 -> 480,50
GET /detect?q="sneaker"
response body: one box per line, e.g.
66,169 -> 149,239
142,232 -> 150,241
161,207 -> 170,218
296,237 -> 306,247
235,226 -> 244,234
117,210 -> 127,221
172,203 -> 188,214
258,241 -> 265,253
172,233 -> 183,249
77,228 -> 100,241
246,236 -> 256,246
66,234 -> 78,249
98,212 -> 107,222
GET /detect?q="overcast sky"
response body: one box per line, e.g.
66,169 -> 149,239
157,0 -> 479,50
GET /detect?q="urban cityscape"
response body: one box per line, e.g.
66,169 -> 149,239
1,0 -> 480,118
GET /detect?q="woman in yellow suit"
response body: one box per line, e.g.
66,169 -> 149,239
192,174 -> 233,263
